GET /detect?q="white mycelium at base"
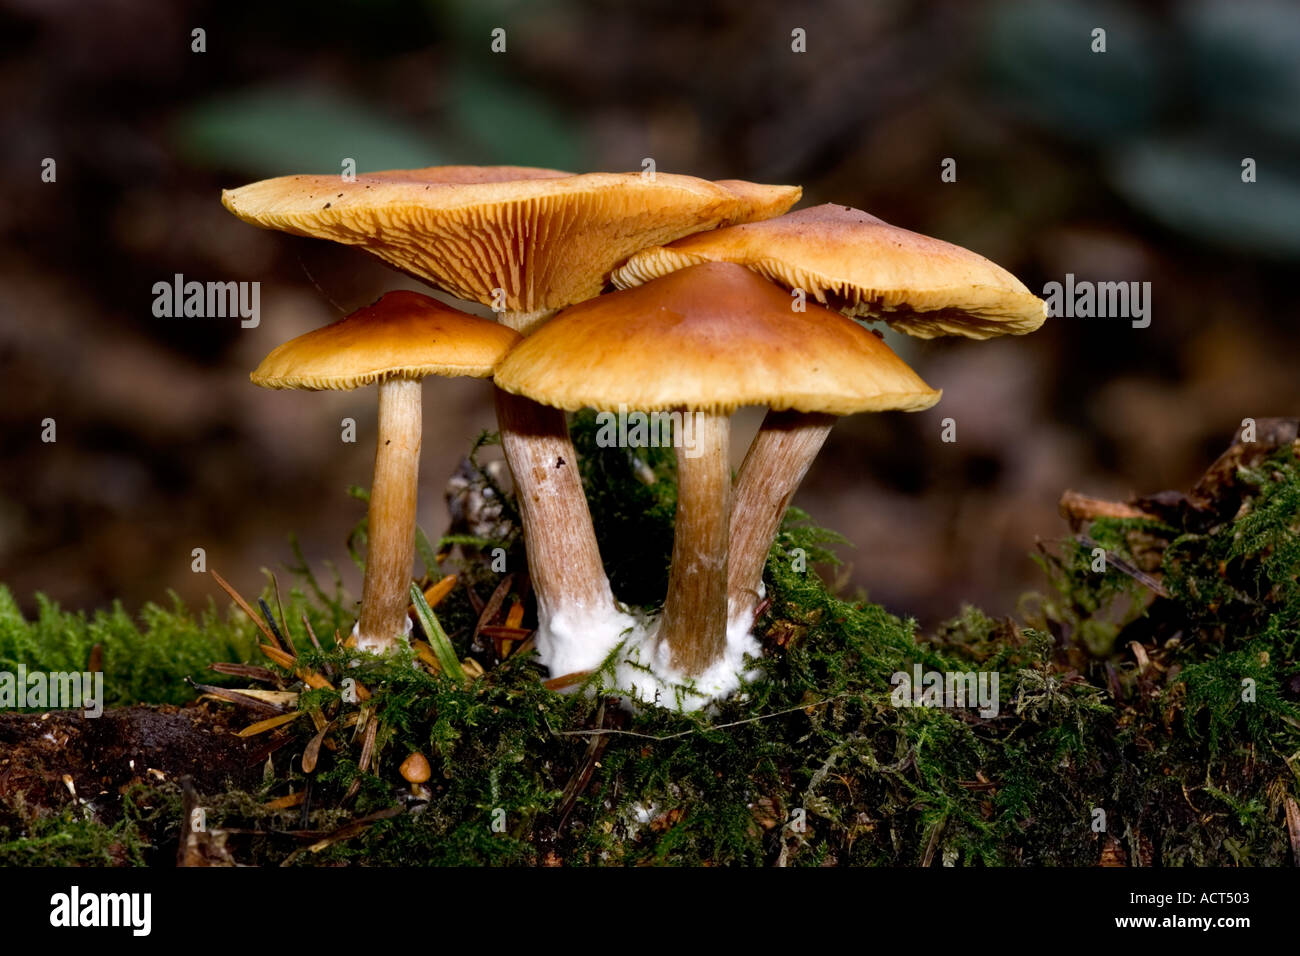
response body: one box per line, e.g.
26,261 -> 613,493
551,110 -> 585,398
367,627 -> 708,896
609,614 -> 764,712
350,616 -> 413,654
534,601 -> 640,680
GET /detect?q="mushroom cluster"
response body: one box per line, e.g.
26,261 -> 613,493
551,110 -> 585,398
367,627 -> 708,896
227,166 -> 798,673
225,168 -> 1044,710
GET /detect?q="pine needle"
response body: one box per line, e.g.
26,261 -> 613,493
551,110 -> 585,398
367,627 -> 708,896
210,568 -> 281,649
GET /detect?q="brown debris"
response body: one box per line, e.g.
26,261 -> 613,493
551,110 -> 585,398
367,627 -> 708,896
208,662 -> 281,685
1098,835 -> 1126,867
1059,490 -> 1156,530
177,777 -> 237,867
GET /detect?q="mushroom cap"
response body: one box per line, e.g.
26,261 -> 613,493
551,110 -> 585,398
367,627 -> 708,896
222,166 -> 801,313
612,203 -> 1046,340
493,262 -> 940,416
251,290 -> 520,390
399,751 -> 432,784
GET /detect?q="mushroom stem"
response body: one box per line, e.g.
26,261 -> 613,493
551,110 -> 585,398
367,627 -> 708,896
659,410 -> 731,674
356,377 -> 423,651
727,410 -> 836,628
493,386 -> 625,676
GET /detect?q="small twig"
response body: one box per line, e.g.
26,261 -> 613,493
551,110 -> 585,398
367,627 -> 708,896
280,807 -> 401,866
554,694 -> 854,741
556,700 -> 608,831
1077,535 -> 1171,599
300,776 -> 314,831
920,814 -> 947,867
300,613 -> 334,678
1059,490 -> 1156,529
302,614 -> 324,654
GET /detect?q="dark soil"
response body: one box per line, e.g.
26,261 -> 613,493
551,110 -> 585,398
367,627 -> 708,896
0,702 -> 266,824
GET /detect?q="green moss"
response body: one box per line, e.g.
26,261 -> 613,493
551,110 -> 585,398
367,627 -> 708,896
0,790 -> 155,866
0,588 -> 262,708
572,408 -> 679,608
0,812 -> 148,867
1160,453 -> 1300,753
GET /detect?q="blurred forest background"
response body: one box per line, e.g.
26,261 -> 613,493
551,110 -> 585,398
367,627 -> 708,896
1,0 -> 1297,629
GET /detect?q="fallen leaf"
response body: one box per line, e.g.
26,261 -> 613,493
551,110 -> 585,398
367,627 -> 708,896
237,712 -> 303,737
